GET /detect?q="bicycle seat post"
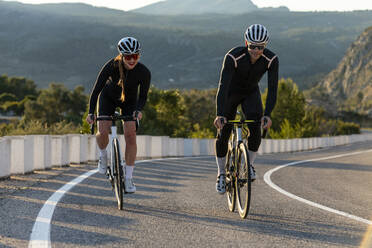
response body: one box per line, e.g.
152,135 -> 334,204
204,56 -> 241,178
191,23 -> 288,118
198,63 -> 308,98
236,124 -> 242,143
111,117 -> 117,138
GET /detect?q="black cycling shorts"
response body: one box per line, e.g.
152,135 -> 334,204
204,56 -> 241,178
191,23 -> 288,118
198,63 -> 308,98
98,86 -> 136,116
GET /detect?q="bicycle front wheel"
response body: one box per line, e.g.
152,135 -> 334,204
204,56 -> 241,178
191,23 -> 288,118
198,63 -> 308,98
112,138 -> 124,210
235,142 -> 251,219
225,147 -> 236,212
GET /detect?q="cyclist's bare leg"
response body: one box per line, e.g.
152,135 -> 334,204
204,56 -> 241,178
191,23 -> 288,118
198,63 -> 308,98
96,120 -> 111,149
123,121 -> 137,174
122,121 -> 137,192
96,120 -> 111,173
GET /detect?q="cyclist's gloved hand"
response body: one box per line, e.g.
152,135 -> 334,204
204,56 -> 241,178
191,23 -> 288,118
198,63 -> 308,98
214,116 -> 227,129
86,113 -> 95,124
261,116 -> 272,129
133,111 -> 142,120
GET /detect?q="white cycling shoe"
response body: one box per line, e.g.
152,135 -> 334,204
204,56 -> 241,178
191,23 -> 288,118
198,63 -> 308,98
216,174 -> 226,194
124,178 -> 136,193
98,154 -> 108,174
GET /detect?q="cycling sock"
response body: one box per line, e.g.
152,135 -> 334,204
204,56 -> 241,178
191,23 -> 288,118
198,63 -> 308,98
248,150 -> 257,166
99,148 -> 107,157
125,165 -> 134,179
216,156 -> 226,176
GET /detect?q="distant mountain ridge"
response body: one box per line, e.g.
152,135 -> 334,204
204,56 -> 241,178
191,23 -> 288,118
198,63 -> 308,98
133,0 -> 260,15
307,26 -> 372,115
1,1 -> 372,93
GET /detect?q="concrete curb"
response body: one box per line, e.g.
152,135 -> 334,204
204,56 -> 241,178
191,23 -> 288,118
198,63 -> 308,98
1,133 -> 372,178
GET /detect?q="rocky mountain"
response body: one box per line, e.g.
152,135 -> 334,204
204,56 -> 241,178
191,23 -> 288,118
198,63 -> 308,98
307,26 -> 372,115
133,0 -> 262,15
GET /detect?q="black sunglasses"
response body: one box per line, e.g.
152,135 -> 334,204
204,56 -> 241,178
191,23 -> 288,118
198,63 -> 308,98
248,44 -> 265,50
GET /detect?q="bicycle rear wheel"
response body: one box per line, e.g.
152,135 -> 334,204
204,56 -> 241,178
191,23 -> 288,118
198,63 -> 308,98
225,147 -> 236,212
112,138 -> 124,210
235,142 -> 251,218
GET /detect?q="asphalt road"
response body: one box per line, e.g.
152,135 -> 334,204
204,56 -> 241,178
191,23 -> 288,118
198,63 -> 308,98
0,141 -> 372,248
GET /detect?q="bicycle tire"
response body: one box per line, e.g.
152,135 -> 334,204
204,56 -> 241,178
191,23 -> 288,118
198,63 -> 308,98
112,138 -> 124,210
225,147 -> 236,212
235,142 -> 251,219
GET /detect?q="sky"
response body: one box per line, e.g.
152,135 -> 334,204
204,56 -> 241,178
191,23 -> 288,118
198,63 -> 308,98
3,0 -> 372,12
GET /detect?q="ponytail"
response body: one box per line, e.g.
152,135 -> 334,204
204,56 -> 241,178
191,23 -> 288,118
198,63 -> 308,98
114,54 -> 125,102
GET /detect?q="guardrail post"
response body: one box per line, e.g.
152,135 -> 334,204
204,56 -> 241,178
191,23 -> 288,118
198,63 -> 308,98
33,135 -> 51,170
51,135 -> 69,166
176,138 -> 185,156
68,134 -> 86,164
137,135 -> 152,158
272,139 -> 279,153
0,137 -> 11,178
168,138 -> 176,157
10,136 -> 34,174
290,138 -> 299,152
192,139 -> 200,156
184,138 -> 193,156
303,138 -> 310,151
199,139 -> 208,156
161,136 -> 169,157
87,135 -> 98,161
262,139 -> 271,154
150,136 -> 163,158
207,139 -> 215,156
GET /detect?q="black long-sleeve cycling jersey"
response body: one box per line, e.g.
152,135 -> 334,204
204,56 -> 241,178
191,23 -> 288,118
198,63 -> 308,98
88,58 -> 151,115
216,46 -> 279,117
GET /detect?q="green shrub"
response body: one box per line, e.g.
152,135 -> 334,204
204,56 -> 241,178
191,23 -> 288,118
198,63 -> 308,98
336,121 -> 360,135
0,120 -> 81,136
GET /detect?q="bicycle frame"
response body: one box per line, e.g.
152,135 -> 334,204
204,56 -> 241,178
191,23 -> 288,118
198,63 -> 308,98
225,119 -> 262,218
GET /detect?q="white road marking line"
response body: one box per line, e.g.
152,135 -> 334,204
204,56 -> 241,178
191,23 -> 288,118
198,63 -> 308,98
264,149 -> 372,225
28,156 -> 208,248
29,169 -> 98,248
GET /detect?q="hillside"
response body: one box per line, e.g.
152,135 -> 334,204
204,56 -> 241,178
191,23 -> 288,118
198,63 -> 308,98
133,0 -> 259,15
1,1 -> 372,92
306,26 -> 372,116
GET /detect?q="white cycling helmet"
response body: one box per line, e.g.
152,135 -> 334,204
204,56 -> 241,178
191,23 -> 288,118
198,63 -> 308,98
117,37 -> 141,55
244,24 -> 269,44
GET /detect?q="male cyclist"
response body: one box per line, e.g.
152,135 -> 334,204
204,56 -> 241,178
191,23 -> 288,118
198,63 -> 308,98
86,37 -> 151,193
214,24 -> 279,194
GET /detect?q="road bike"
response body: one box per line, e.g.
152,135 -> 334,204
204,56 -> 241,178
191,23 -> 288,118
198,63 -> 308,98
91,113 -> 138,210
225,118 -> 267,218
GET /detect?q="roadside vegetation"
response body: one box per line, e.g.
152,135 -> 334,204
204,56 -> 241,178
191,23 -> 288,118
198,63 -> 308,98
0,75 -> 363,138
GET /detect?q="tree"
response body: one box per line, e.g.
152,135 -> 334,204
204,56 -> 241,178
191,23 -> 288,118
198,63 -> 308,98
140,86 -> 187,137
262,78 -> 306,132
181,89 -> 216,138
0,93 -> 17,104
66,85 -> 88,124
23,83 -> 87,124
0,75 -> 38,101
